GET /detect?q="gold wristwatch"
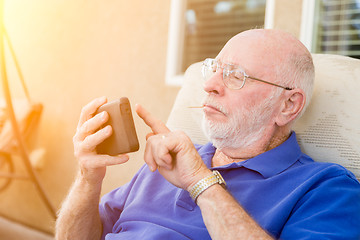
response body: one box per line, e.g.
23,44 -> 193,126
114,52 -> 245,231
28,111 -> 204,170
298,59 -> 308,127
189,170 -> 226,203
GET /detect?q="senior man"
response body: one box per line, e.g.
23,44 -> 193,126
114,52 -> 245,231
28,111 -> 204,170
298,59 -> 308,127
56,29 -> 360,240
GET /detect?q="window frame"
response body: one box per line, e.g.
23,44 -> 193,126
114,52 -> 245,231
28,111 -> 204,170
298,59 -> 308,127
165,0 -> 271,86
300,0 -> 360,55
165,0 -> 187,86
300,0 -> 317,52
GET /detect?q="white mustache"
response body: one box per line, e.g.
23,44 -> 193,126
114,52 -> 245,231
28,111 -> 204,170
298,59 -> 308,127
202,97 -> 228,115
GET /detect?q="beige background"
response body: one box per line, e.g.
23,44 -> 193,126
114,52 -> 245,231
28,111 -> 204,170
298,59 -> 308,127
0,0 -> 304,234
273,0 -> 304,38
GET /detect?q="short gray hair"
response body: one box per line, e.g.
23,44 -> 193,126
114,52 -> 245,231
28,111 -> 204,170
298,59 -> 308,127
277,51 -> 315,118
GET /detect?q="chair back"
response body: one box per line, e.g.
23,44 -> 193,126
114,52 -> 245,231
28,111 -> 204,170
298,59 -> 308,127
166,54 -> 360,180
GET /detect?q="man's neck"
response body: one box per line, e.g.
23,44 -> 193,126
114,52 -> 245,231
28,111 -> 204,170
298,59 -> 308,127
212,130 -> 291,168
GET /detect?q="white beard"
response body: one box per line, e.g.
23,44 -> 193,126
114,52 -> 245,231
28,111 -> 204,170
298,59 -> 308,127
201,95 -> 277,150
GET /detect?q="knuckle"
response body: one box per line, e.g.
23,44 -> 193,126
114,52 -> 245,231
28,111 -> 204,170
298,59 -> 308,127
80,107 -> 89,117
74,143 -> 85,158
77,139 -> 89,153
73,132 -> 81,143
147,134 -> 156,143
173,130 -> 187,139
81,122 -> 90,134
145,132 -> 154,140
81,141 -> 92,152
74,145 -> 84,157
103,125 -> 112,135
72,135 -> 77,144
82,103 -> 92,113
74,150 -> 81,158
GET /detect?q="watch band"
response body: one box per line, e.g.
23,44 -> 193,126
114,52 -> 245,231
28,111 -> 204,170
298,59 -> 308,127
189,170 -> 226,202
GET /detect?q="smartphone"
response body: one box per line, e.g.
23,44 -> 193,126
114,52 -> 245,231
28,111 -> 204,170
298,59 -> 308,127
96,97 -> 139,155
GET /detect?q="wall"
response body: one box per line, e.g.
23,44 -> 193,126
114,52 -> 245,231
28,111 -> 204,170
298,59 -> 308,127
271,0 -> 304,38
0,0 -> 178,233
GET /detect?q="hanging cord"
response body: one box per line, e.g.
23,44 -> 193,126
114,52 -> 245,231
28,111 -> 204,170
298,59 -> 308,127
3,26 -> 31,103
0,1 -> 57,218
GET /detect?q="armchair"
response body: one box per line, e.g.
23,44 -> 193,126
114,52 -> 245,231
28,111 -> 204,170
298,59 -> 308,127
166,54 -> 360,180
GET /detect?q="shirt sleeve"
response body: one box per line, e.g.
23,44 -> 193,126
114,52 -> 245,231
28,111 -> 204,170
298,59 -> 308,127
280,170 -> 360,239
99,164 -> 147,240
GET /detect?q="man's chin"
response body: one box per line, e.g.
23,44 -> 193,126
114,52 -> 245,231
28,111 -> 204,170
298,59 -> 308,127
211,139 -> 227,150
203,115 -> 228,126
204,131 -> 232,149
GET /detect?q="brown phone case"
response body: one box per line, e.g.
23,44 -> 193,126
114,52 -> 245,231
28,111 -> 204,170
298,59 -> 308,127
96,97 -> 139,155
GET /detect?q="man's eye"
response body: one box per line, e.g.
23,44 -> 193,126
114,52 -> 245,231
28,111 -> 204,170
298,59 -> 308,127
233,71 -> 244,80
233,75 -> 241,80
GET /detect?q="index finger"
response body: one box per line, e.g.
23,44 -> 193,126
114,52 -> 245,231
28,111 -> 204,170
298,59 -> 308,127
135,104 -> 170,134
77,96 -> 107,130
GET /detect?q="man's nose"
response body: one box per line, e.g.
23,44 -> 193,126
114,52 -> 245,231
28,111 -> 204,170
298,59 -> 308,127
203,71 -> 225,95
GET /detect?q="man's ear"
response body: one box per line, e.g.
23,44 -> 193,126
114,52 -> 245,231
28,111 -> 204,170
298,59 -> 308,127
275,89 -> 305,127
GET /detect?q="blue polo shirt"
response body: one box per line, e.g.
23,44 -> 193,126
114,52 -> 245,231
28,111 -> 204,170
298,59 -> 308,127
99,132 -> 360,239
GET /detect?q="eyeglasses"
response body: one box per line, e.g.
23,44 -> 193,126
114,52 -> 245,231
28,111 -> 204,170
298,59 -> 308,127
201,58 -> 293,90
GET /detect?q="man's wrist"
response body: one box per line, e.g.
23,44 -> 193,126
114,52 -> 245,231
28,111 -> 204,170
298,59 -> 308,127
186,169 -> 212,192
76,171 -> 103,194
188,170 -> 226,203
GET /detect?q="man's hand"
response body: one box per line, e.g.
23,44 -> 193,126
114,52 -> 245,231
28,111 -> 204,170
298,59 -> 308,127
135,104 -> 211,191
57,96 -> 132,240
73,96 -> 129,185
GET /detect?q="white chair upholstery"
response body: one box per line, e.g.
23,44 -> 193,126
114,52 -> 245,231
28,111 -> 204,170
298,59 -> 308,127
166,54 -> 360,180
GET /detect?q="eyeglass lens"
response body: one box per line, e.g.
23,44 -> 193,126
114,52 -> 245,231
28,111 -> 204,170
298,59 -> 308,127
202,59 -> 246,89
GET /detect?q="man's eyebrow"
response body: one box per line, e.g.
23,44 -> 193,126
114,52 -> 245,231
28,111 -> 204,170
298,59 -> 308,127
229,62 -> 250,72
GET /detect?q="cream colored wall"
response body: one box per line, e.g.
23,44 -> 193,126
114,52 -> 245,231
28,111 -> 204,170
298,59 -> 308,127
1,0 -> 179,233
272,0 -> 304,38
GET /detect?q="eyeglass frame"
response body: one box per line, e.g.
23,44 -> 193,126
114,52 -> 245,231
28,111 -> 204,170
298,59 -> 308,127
202,58 -> 293,91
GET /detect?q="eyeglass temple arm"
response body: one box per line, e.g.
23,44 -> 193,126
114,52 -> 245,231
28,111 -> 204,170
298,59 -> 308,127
247,76 -> 293,90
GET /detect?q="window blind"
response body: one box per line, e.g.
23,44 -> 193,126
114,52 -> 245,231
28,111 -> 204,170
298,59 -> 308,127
182,0 -> 266,72
315,0 -> 360,58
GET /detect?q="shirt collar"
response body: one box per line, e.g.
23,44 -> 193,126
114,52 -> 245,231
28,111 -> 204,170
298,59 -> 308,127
240,132 -> 302,178
195,143 -> 216,169
197,132 -> 303,178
